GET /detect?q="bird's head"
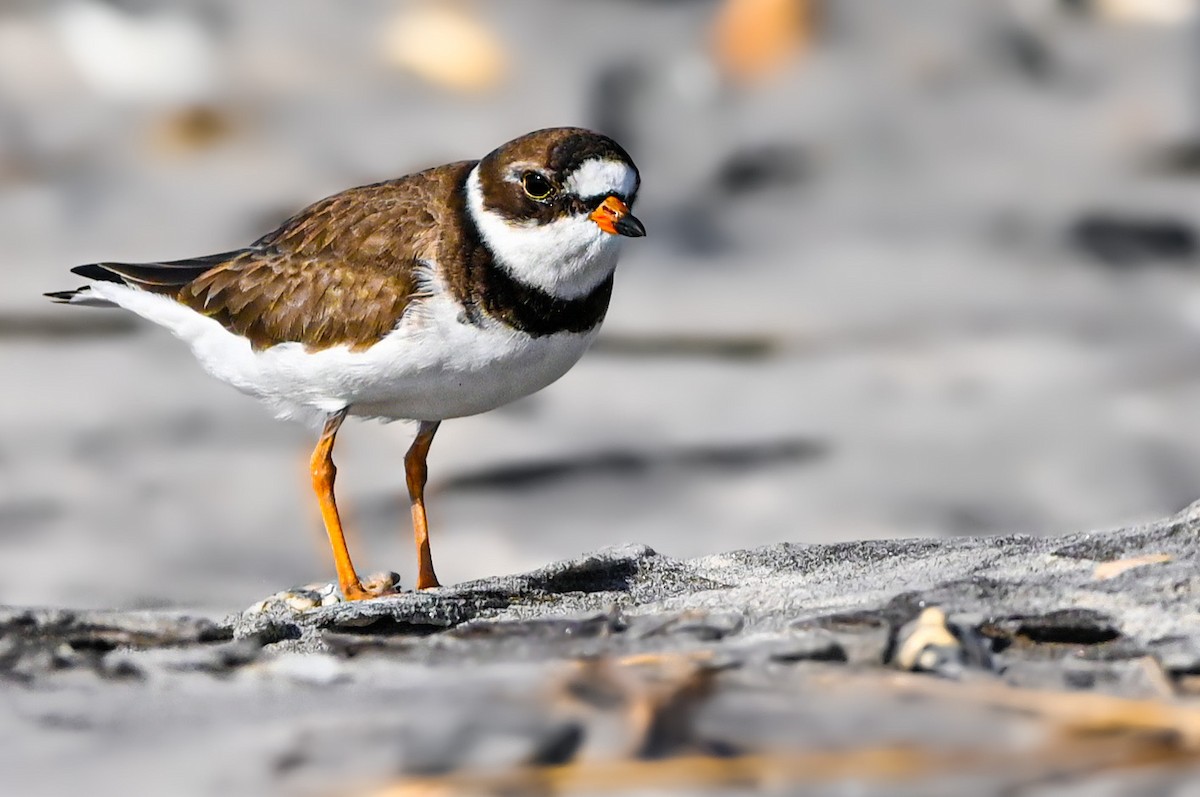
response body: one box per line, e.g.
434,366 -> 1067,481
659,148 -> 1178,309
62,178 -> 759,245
467,127 -> 644,299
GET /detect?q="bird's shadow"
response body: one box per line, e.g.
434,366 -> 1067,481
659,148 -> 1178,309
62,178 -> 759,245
435,437 -> 828,494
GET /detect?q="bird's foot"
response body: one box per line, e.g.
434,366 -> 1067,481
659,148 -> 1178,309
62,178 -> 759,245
244,571 -> 401,614
345,571 -> 403,601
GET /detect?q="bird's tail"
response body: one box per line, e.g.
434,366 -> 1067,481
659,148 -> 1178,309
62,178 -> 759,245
46,249 -> 245,307
43,286 -> 116,307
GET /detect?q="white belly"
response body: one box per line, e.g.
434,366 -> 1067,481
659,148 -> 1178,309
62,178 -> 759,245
338,292 -> 599,421
91,282 -> 599,427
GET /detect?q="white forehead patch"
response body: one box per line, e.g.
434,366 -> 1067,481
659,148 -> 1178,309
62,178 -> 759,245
564,159 -> 637,199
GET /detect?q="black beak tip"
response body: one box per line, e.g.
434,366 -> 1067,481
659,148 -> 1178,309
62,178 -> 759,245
615,215 -> 647,238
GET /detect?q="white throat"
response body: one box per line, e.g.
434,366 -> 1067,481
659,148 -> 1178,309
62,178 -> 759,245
465,164 -> 623,300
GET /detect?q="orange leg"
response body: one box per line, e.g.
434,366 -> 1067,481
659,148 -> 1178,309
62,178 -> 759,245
405,421 -> 442,589
311,409 -> 371,601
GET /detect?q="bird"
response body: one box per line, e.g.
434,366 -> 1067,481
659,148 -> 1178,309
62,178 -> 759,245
47,127 -> 645,601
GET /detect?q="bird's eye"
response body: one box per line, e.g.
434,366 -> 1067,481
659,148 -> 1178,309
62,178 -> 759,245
521,172 -> 554,201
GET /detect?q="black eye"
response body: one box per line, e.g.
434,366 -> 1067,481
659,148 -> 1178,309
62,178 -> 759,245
521,172 -> 554,201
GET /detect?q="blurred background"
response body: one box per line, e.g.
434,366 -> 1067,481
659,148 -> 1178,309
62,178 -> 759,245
5,0 -> 1200,610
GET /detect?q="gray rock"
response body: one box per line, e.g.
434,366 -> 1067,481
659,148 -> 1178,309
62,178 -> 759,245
8,504 -> 1200,795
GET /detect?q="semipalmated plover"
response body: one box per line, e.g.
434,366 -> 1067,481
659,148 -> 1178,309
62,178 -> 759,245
48,127 -> 644,600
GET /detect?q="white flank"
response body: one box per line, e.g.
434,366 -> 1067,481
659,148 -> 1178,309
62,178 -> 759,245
564,159 -> 638,199
466,164 -> 624,300
87,279 -> 598,430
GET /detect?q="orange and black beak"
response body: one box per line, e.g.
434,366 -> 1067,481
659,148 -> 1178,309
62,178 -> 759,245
589,195 -> 646,238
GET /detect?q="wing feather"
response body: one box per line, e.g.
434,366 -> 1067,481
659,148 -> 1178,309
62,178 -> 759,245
59,163 -> 472,351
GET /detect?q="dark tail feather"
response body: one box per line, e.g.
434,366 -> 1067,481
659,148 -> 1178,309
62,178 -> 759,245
67,249 -> 247,293
44,289 -> 83,303
43,286 -> 116,307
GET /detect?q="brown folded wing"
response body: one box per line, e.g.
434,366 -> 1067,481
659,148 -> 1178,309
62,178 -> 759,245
75,163 -> 474,352
179,250 -> 419,352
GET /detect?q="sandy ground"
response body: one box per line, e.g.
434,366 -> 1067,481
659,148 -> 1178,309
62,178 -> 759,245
6,0 -> 1200,611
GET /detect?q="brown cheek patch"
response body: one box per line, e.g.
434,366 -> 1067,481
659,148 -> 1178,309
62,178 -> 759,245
475,156 -> 551,224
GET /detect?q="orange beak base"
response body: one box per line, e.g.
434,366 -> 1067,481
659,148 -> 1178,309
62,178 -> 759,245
589,195 -> 646,237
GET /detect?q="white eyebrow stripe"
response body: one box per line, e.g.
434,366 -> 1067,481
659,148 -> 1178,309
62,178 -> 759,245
564,159 -> 638,198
